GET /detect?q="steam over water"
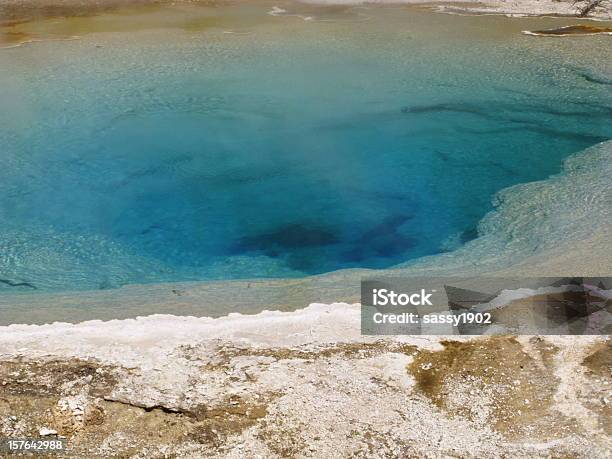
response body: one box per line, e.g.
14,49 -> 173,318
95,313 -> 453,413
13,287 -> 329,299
0,4 -> 610,292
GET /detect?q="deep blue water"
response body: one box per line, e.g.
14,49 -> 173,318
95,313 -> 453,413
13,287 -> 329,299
0,6 -> 610,292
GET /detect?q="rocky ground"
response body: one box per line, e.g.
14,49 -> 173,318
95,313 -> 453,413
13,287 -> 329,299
0,304 -> 610,458
426,0 -> 612,20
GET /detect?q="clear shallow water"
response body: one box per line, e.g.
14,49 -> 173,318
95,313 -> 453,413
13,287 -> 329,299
0,4 -> 611,292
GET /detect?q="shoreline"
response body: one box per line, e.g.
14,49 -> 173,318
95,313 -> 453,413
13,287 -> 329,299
2,0 -> 612,49
1,0 -> 612,26
423,0 -> 612,21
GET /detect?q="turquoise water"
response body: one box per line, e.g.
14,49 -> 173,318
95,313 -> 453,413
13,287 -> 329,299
0,5 -> 610,292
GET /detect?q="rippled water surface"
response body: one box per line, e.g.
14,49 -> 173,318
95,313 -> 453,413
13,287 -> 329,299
1,3 -> 610,292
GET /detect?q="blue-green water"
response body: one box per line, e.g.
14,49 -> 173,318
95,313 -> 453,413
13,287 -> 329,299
0,4 -> 610,292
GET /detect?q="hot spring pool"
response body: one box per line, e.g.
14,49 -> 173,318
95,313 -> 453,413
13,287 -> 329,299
0,3 -> 610,292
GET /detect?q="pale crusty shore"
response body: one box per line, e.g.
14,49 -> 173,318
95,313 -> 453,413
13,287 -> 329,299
0,306 -> 610,458
421,0 -> 612,20
300,0 -> 612,20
